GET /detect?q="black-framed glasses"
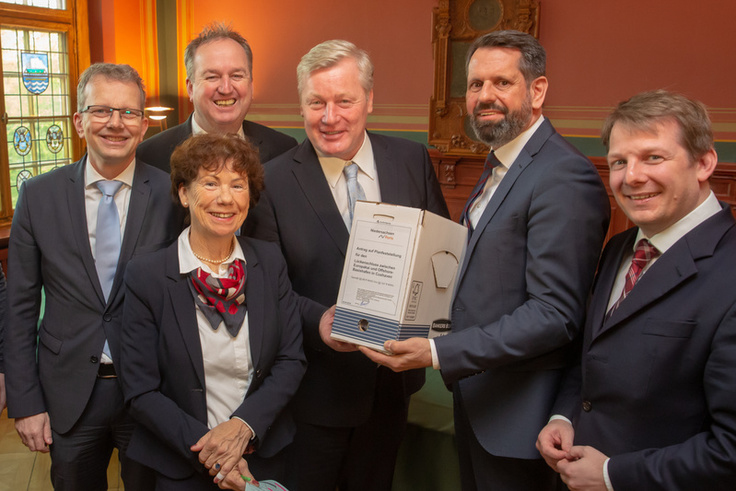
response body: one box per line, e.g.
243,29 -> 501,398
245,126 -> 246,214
81,105 -> 144,121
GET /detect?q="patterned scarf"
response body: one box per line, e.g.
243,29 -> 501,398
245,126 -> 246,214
188,259 -> 247,337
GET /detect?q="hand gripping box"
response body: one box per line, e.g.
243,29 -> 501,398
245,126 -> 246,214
331,201 -> 467,352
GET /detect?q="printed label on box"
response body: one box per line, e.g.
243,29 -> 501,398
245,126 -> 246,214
339,218 -> 413,317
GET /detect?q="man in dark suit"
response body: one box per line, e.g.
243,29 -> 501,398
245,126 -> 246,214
136,23 -> 296,173
362,31 -> 610,490
245,40 -> 449,491
5,63 -> 179,490
537,91 -> 736,490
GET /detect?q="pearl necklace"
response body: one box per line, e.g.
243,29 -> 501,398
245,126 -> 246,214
192,241 -> 235,265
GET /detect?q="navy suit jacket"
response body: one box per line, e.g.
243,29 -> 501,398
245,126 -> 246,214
5,158 -> 179,433
434,118 -> 611,459
120,237 -> 306,479
245,132 -> 449,427
136,114 -> 298,173
553,203 -> 736,490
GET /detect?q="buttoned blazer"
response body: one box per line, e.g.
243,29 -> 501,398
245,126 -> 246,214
433,118 -> 611,459
136,115 -> 298,173
244,132 -> 450,427
5,158 -> 180,433
553,203 -> 736,490
119,237 -> 306,479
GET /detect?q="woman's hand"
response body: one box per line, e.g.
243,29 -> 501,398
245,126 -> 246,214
191,418 -> 253,481
217,458 -> 258,490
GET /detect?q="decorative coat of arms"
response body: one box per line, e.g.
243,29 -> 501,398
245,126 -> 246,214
21,52 -> 50,95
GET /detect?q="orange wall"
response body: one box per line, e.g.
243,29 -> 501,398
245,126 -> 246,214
186,0 -> 436,106
88,0 -> 736,140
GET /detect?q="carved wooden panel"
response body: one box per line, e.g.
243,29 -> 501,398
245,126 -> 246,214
429,0 -> 540,157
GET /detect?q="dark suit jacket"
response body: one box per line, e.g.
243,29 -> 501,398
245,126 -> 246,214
434,118 -> 611,459
136,114 -> 298,173
245,132 -> 449,427
553,203 -> 736,490
120,237 -> 306,479
0,264 -> 6,373
5,158 -> 179,433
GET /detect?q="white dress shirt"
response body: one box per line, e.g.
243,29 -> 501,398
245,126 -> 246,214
177,228 -> 255,432
191,114 -> 246,139
316,131 -> 381,229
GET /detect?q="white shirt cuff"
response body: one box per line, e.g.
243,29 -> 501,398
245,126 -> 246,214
548,414 -> 572,425
429,338 -> 441,370
603,458 -> 614,491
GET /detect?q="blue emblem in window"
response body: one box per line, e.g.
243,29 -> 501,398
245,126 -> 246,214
22,52 -> 50,95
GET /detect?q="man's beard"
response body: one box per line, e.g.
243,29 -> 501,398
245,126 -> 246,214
469,95 -> 533,149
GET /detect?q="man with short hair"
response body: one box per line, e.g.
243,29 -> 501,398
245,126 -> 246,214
537,90 -> 736,490
361,30 -> 610,490
5,63 -> 179,490
137,22 -> 296,173
245,39 -> 449,491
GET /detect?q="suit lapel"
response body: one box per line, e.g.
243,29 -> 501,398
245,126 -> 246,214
458,120 -> 555,282
67,157 -> 106,304
594,205 -> 735,338
371,133 -> 400,204
166,246 -> 207,388
109,163 -> 151,303
242,240 -> 264,370
291,140 -> 350,255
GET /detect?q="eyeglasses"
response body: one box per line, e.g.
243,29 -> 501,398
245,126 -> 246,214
81,105 -> 144,121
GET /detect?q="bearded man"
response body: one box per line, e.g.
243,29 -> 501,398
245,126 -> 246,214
360,30 -> 610,491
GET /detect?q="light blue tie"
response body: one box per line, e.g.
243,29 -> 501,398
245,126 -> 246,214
343,162 -> 366,229
96,180 -> 123,359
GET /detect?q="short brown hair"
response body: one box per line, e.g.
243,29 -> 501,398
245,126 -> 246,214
465,30 -> 545,85
77,63 -> 146,111
170,133 -> 263,209
601,90 -> 713,163
184,23 -> 253,80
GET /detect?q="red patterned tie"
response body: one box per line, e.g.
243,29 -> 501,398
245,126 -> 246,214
606,239 -> 660,319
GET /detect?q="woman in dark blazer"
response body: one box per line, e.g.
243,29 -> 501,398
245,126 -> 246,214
120,133 -> 306,490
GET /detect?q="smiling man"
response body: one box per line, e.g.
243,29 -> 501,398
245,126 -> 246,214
359,30 -> 610,491
4,63 -> 180,490
537,90 -> 736,490
245,40 -> 449,491
137,23 -> 296,174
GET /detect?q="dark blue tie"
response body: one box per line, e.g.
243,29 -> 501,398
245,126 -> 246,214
460,151 -> 501,232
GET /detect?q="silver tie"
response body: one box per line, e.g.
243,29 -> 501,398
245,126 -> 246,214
343,162 -> 366,229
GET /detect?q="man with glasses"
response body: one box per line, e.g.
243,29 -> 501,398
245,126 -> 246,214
5,63 -> 179,490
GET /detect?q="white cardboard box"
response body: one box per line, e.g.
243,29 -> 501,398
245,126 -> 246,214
331,201 -> 467,352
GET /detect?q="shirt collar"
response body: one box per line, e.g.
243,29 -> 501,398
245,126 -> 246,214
177,226 -> 246,276
191,114 -> 245,139
493,115 -> 545,170
316,131 -> 377,189
84,155 -> 136,189
636,191 -> 721,254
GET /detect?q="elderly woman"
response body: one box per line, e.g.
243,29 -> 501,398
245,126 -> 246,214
120,133 -> 305,490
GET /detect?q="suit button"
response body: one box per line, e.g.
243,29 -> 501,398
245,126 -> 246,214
103,313 -> 112,322
90,356 -> 99,364
582,400 -> 592,412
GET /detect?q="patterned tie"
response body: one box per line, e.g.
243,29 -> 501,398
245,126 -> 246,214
343,161 -> 366,229
96,180 -> 123,359
460,151 -> 501,232
606,238 -> 660,319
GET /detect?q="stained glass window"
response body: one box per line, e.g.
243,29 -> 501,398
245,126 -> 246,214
0,0 -> 66,9
2,26 -> 73,208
